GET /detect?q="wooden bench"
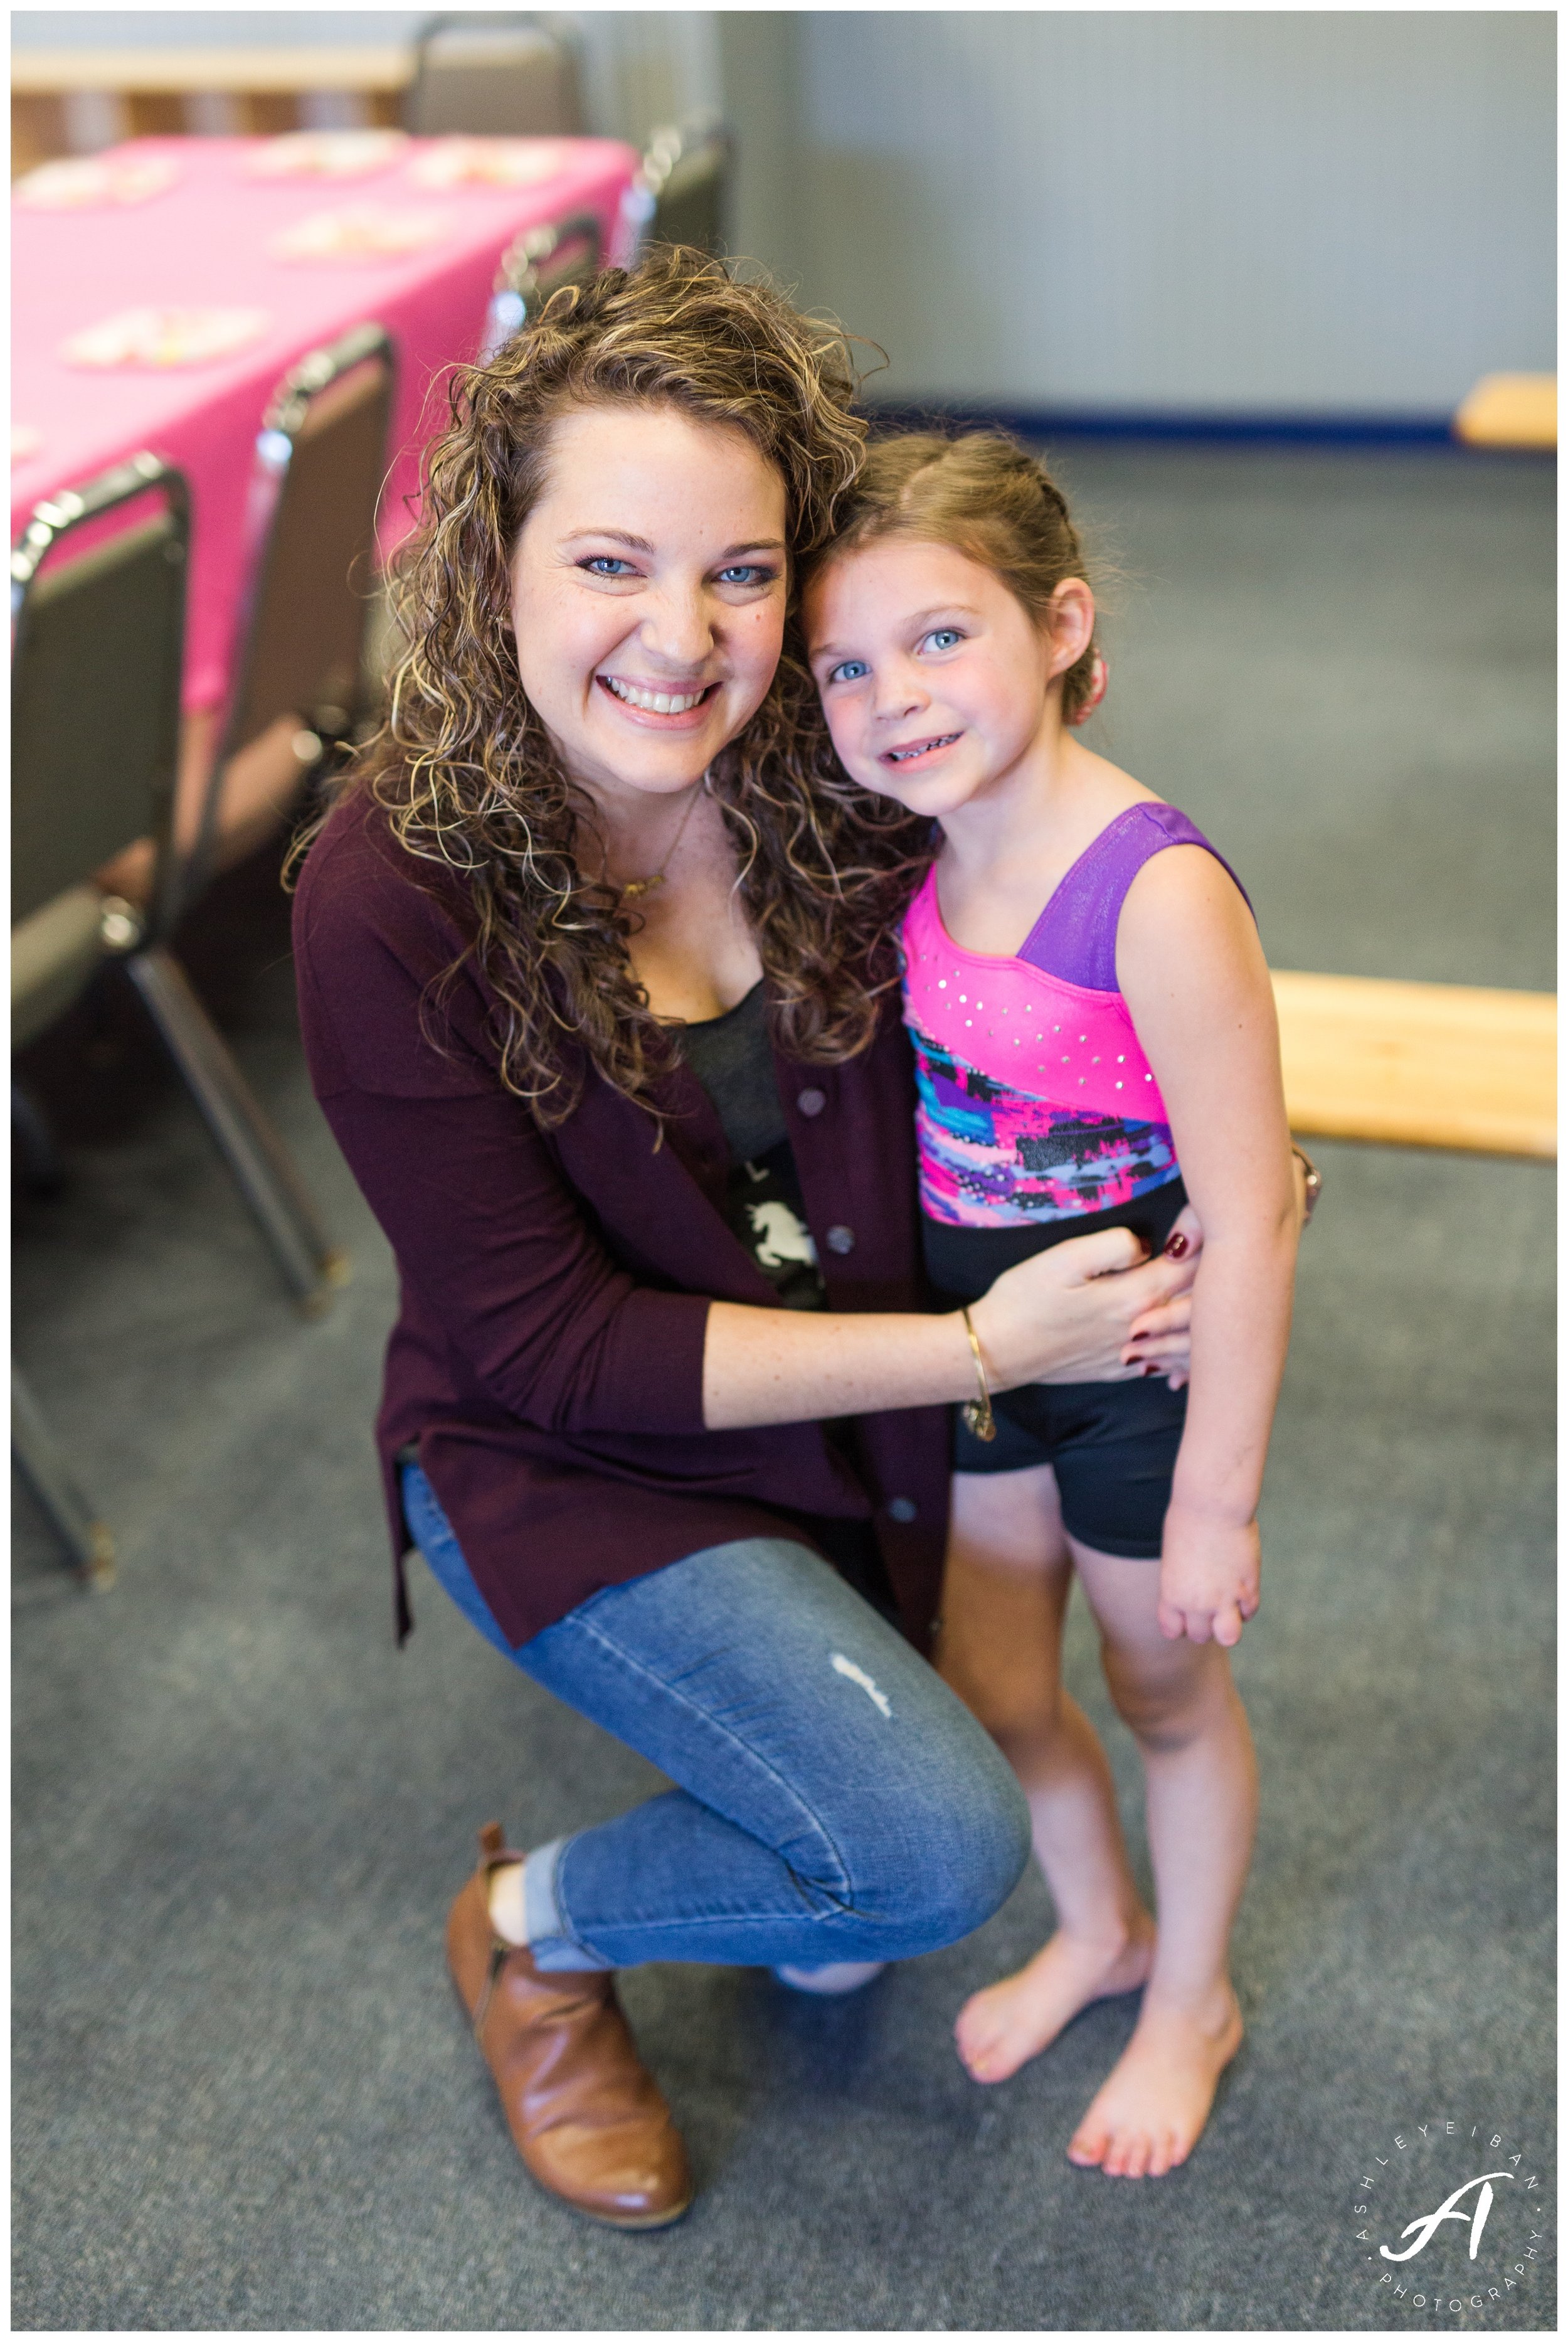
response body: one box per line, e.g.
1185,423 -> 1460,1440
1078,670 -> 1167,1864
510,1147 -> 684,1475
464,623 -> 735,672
12,47 -> 413,174
1271,971 -> 1555,1159
13,36 -> 583,172
1453,373 -> 1556,452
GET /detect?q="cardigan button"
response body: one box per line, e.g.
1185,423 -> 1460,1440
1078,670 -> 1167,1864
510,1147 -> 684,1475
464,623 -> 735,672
886,1496 -> 918,1525
825,1224 -> 856,1256
796,1087 -> 827,1117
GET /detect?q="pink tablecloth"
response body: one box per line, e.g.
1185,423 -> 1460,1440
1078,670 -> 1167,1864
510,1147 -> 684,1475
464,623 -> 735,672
12,135 -> 640,711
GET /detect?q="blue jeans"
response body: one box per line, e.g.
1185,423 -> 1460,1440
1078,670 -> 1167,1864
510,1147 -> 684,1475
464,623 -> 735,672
402,1464 -> 1030,1972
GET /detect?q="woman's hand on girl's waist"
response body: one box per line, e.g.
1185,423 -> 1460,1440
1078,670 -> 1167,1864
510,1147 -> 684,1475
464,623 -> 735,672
967,1219 -> 1200,1392
702,1219 -> 1198,1431
1120,1201 -> 1204,1388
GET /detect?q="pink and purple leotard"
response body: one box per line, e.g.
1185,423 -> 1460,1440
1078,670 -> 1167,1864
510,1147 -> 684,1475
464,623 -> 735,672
901,800 -> 1250,1302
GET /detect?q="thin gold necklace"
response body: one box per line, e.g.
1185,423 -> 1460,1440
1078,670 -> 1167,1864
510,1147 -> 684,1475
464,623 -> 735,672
620,778 -> 705,901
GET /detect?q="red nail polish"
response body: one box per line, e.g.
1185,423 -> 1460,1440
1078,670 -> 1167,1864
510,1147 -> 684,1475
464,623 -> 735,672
1163,1232 -> 1189,1259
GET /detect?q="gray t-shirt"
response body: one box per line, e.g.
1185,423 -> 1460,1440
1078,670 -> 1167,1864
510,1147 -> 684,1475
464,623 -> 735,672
676,982 -> 825,1311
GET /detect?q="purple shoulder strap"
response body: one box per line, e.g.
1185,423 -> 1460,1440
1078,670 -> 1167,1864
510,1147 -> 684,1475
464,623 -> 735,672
1017,802 -> 1253,992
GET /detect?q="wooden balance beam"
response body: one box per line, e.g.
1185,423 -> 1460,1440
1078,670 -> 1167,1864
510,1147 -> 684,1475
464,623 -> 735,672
1271,971 -> 1555,1159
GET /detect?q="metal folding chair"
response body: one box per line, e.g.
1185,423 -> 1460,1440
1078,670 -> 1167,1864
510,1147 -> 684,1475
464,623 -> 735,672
12,1366 -> 114,1591
181,321 -> 396,912
403,14 -> 581,137
12,454 -> 347,1577
480,210 -> 604,357
632,120 -> 733,258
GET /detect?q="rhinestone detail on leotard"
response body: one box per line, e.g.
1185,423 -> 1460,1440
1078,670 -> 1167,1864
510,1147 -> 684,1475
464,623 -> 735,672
901,806 -> 1249,1230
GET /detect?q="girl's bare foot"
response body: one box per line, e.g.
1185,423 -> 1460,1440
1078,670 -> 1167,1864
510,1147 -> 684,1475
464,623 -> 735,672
955,1919 -> 1156,2084
1066,1981 -> 1243,2177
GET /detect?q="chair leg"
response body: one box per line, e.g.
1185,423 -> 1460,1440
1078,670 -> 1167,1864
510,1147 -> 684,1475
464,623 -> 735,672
11,1080 -> 68,1199
122,945 -> 349,1318
12,1364 -> 115,1590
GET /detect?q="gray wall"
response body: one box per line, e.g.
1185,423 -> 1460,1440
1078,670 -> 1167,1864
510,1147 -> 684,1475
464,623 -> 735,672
723,11 -> 1555,417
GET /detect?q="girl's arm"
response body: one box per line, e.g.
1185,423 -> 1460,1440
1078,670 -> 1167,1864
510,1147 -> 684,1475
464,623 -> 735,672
1118,1144 -> 1315,1380
1116,846 -> 1299,1646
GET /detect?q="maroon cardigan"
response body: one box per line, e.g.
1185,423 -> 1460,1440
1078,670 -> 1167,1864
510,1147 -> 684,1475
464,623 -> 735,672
291,788 -> 951,1653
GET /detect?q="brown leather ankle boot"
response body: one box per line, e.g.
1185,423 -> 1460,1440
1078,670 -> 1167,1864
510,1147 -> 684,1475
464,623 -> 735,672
446,1821 -> 692,2230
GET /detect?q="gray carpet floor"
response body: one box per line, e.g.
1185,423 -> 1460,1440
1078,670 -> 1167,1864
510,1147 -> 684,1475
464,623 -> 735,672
13,446 -> 1554,2330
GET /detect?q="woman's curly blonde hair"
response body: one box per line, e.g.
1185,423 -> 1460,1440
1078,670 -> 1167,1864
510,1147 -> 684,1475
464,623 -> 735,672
318,246 -> 932,1125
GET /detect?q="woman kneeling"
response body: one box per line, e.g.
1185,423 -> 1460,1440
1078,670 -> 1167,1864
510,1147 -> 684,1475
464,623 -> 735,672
291,251 -> 1195,2227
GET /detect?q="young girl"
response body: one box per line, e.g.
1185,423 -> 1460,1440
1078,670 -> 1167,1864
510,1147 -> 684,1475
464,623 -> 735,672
802,434 -> 1300,2181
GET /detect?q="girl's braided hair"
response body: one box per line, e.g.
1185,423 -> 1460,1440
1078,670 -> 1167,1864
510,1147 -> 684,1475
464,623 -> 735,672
803,430 -> 1104,721
306,247 -> 933,1125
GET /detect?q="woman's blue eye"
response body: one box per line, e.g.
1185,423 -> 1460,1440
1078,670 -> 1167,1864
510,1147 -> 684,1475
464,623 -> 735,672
827,659 -> 870,684
921,627 -> 963,652
716,563 -> 773,587
581,556 -> 637,577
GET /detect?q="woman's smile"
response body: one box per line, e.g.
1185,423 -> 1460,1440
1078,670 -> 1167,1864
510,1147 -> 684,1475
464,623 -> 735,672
596,673 -> 723,726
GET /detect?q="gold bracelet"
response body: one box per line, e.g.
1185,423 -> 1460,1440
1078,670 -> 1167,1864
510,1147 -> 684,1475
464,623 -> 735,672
1291,1142 -> 1322,1226
959,1307 -> 997,1442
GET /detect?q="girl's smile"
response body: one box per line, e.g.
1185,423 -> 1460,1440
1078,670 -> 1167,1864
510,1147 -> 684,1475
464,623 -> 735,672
880,728 -> 963,770
803,540 -> 1093,822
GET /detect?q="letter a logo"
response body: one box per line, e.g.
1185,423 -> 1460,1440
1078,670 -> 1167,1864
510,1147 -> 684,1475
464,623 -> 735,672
1381,2173 -> 1513,2264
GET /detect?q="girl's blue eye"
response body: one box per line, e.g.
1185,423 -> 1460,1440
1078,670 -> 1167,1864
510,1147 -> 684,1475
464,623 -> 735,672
716,563 -> 773,587
581,556 -> 637,577
921,627 -> 963,652
827,658 -> 870,684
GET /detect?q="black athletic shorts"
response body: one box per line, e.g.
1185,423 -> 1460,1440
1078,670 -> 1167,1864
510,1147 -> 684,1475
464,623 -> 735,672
950,1373 -> 1185,1558
930,1175 -> 1188,1560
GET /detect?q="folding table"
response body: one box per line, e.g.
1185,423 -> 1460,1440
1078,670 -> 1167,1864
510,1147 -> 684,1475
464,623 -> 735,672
12,130 -> 641,718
